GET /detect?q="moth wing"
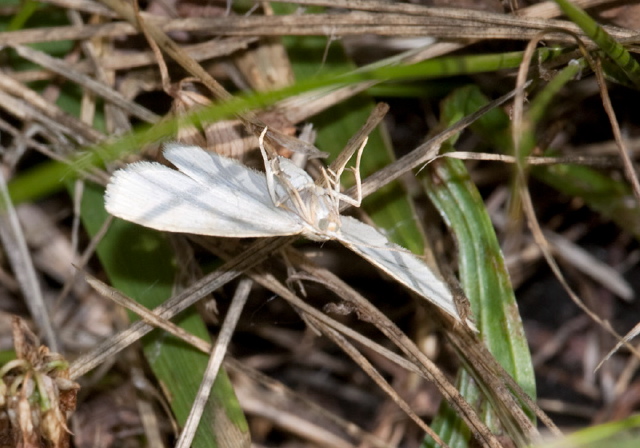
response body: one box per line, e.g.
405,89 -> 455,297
337,216 -> 462,322
105,159 -> 304,237
163,143 -> 276,205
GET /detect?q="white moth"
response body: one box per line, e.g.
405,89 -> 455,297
105,129 -> 468,326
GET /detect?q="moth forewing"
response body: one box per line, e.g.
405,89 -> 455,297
337,216 -> 463,323
105,147 -> 306,238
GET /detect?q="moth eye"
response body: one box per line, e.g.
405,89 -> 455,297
318,218 -> 340,233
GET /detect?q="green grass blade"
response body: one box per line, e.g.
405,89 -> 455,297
79,183 -> 249,448
533,163 -> 640,240
7,0 -> 40,31
554,0 -> 640,87
423,86 -> 535,447
528,61 -> 585,125
516,60 -> 585,167
537,414 -> 640,448
367,48 -> 561,80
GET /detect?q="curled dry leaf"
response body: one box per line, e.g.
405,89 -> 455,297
0,317 -> 79,448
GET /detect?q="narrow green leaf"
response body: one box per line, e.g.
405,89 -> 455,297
7,0 -> 39,31
537,414 -> 640,448
367,49 -> 553,80
554,0 -> 640,87
528,61 -> 584,125
518,60 -> 585,164
423,86 -> 535,447
533,163 -> 640,240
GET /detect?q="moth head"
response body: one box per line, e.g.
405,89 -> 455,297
319,217 -> 339,232
313,215 -> 341,241
300,213 -> 341,242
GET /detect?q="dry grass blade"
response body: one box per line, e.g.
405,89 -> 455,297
516,181 -> 640,372
4,5 -> 637,42
442,151 -> 622,167
497,205 -> 633,302
0,71 -> 103,146
391,0 -> 619,63
83,272 -> 211,353
446,329 -> 560,438
227,355 -> 393,447
350,85 -> 526,203
544,230 -> 633,301
330,102 -> 389,172
176,278 -> 253,448
592,58 -> 640,206
11,44 -> 160,124
103,37 -> 259,72
599,320 -> 640,370
3,0 -> 636,60
56,214 -> 113,306
41,0 -> 117,17
0,174 -> 58,351
282,249 -> 504,447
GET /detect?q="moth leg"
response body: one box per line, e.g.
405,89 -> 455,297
323,136 -> 367,208
258,127 -> 281,206
317,167 -> 342,211
330,148 -> 351,181
318,167 -> 361,208
347,136 -> 366,207
332,191 -> 360,207
331,136 -> 368,180
266,156 -> 314,222
281,250 -> 308,297
278,174 -> 312,221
